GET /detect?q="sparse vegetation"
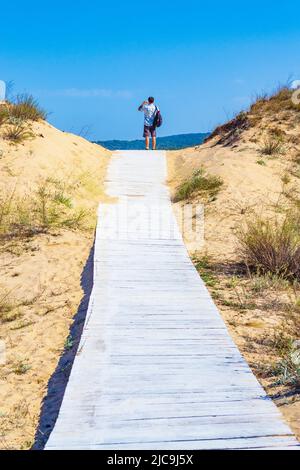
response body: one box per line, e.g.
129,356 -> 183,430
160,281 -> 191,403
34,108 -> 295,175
191,254 -> 300,394
0,288 -> 16,322
12,360 -> 31,375
0,97 -> 109,450
250,86 -> 300,115
0,178 -> 89,239
2,119 -> 33,144
9,94 -> 47,122
173,168 -> 223,202
237,211 -> 300,280
0,94 -> 46,144
259,136 -> 284,156
204,111 -> 249,144
0,107 -> 9,126
206,86 -> 300,146
270,331 -> 300,388
256,159 -> 266,166
192,254 -> 218,287
170,81 -> 300,438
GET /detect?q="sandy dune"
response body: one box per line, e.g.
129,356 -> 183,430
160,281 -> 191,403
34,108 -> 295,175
0,121 -> 110,449
167,128 -> 300,440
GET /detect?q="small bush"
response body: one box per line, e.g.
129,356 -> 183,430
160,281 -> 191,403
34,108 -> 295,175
173,168 -> 223,202
9,94 -> 47,121
259,137 -> 284,156
34,179 -> 88,229
238,211 -> 300,279
271,332 -> 300,388
0,179 -> 88,239
2,119 -> 33,143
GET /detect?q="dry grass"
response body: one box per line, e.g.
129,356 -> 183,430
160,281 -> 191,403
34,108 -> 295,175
259,136 -> 284,156
204,111 -> 249,143
0,178 -> 90,240
173,167 -> 223,202
0,94 -> 46,144
0,107 -> 9,127
250,87 -> 300,115
237,211 -> 300,279
192,254 -> 300,393
2,119 -> 34,144
0,287 -> 17,323
8,94 -> 47,122
206,86 -> 300,145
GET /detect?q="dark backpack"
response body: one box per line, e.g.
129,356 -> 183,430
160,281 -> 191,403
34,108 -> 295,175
153,106 -> 163,128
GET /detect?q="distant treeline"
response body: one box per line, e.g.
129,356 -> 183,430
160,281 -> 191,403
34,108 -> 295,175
95,132 -> 210,151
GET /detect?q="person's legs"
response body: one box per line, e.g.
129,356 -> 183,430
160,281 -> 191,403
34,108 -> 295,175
143,125 -> 150,149
151,127 -> 157,150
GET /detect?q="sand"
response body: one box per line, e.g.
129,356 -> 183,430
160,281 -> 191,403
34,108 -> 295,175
167,139 -> 288,257
0,121 -> 110,449
167,136 -> 300,440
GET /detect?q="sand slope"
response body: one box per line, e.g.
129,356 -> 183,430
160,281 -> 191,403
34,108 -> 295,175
0,121 -> 110,449
167,139 -> 287,257
167,125 -> 300,440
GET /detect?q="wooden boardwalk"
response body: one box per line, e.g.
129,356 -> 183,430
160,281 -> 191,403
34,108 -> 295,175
45,150 -> 299,450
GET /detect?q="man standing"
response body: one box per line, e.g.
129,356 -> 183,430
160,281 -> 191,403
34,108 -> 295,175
138,96 -> 159,150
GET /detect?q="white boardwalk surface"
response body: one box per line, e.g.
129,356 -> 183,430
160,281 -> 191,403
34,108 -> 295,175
46,150 -> 299,450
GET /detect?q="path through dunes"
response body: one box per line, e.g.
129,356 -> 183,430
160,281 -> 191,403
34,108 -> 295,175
45,150 -> 299,450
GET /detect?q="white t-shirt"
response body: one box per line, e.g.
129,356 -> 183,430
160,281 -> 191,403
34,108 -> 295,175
142,103 -> 158,126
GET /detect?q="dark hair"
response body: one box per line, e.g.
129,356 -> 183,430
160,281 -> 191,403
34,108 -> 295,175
148,96 -> 154,103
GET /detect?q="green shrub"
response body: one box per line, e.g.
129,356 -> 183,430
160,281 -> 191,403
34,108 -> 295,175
0,179 -> 88,239
173,168 -> 223,202
238,211 -> 300,279
9,94 -> 47,121
271,332 -> 300,387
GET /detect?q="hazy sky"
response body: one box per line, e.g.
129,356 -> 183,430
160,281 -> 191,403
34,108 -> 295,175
1,1 -> 300,140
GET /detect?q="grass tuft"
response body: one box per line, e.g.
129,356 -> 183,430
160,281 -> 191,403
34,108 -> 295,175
2,119 -> 33,143
0,178 -> 89,239
173,168 -> 223,202
271,331 -> 300,388
12,360 -> 31,375
237,211 -> 300,279
259,137 -> 284,156
9,94 -> 47,121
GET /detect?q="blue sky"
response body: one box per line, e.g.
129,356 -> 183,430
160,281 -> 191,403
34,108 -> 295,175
1,1 -> 300,140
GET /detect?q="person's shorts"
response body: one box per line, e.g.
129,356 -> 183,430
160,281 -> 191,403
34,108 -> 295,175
143,125 -> 156,138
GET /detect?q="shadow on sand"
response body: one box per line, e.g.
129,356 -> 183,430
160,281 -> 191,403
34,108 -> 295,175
32,242 -> 95,450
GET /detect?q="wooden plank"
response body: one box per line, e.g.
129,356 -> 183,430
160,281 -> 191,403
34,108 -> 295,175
45,150 -> 299,450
